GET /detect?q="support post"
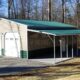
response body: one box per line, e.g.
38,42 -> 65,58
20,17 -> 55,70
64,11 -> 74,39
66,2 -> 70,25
66,36 -> 68,58
77,35 -> 78,57
60,39 -> 62,58
72,35 -> 73,58
53,36 -> 56,58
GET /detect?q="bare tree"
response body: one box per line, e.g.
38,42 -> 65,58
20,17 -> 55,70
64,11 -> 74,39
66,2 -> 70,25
20,0 -> 26,19
8,0 -> 17,19
48,0 -> 52,21
26,0 -> 33,19
42,0 -> 45,20
8,0 -> 12,18
33,0 -> 39,20
62,0 -> 65,23
41,0 -> 48,20
76,0 -> 80,27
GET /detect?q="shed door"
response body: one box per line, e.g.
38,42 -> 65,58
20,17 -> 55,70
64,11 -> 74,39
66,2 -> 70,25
5,32 -> 20,57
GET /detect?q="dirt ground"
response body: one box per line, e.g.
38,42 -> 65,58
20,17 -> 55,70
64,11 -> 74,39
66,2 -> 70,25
0,58 -> 80,80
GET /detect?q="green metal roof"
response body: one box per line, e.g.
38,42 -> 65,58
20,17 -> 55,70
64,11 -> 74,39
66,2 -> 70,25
11,19 -> 80,36
39,30 -> 80,36
11,19 -> 75,28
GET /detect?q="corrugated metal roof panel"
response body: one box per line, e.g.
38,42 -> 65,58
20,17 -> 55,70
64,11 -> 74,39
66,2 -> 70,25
11,19 -> 75,29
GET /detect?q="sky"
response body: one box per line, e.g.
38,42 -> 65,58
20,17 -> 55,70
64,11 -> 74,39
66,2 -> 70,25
0,0 -> 8,17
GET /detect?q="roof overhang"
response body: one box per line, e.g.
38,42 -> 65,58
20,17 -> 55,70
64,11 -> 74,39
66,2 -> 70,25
28,29 -> 80,36
28,26 -> 76,30
28,29 -> 56,36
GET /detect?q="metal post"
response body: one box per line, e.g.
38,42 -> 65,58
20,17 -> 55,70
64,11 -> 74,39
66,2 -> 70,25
72,35 -> 73,58
60,39 -> 62,58
66,36 -> 68,58
54,36 -> 56,58
77,35 -> 78,57
1,33 -> 5,56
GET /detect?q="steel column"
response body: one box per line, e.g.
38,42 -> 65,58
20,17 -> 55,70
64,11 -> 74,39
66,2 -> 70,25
72,35 -> 74,58
60,39 -> 62,58
66,36 -> 68,58
54,36 -> 56,58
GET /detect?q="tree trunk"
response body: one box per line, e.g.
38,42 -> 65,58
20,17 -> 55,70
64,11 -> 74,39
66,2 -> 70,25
20,0 -> 25,19
76,0 -> 80,28
48,0 -> 52,21
62,0 -> 65,23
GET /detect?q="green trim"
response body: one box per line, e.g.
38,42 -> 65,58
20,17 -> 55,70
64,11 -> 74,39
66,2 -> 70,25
20,50 -> 28,59
1,48 -> 5,56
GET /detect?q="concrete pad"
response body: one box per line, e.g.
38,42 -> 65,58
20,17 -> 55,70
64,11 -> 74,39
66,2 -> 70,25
0,58 -> 70,76
0,58 -> 48,76
30,58 -> 70,65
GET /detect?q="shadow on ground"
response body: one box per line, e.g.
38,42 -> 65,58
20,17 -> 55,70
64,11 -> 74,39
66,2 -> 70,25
0,66 -> 46,75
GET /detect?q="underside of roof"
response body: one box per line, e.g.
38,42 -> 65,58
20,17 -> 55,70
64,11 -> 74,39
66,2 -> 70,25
40,30 -> 80,36
28,29 -> 80,36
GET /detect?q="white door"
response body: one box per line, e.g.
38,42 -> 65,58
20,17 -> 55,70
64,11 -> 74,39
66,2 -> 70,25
5,32 -> 20,57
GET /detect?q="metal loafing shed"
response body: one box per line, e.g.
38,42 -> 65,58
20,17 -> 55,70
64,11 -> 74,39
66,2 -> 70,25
0,18 -> 80,59
11,19 -> 80,59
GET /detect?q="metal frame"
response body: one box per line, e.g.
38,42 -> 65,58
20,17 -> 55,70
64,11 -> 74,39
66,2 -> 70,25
66,36 -> 68,58
77,35 -> 78,57
54,36 -> 56,58
59,39 -> 62,58
72,35 -> 74,58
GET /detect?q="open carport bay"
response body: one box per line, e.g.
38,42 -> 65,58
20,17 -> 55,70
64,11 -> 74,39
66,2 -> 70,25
28,31 -> 78,59
28,31 -> 54,59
